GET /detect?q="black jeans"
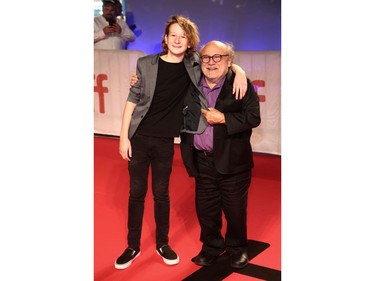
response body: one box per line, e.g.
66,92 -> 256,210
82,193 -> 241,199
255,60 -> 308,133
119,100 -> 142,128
127,134 -> 174,250
195,151 -> 251,255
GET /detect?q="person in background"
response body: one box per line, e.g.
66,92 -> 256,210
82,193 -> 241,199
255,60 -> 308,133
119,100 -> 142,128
115,16 -> 248,270
180,40 -> 261,269
94,0 -> 135,50
113,0 -> 134,49
114,0 -> 124,20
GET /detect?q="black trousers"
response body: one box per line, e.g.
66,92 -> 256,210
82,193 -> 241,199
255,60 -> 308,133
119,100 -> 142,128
195,151 -> 251,255
127,134 -> 174,250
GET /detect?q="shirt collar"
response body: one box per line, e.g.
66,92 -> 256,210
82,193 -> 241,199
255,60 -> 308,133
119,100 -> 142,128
200,75 -> 226,90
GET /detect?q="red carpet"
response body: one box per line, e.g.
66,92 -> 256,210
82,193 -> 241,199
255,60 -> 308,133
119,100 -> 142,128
94,136 -> 281,280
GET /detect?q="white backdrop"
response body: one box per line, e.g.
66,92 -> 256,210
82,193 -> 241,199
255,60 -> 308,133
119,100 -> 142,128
234,51 -> 281,155
94,50 -> 281,155
94,49 -> 146,136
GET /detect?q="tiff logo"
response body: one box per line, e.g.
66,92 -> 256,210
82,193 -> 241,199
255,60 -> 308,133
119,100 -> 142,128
94,74 -> 108,114
252,80 -> 266,102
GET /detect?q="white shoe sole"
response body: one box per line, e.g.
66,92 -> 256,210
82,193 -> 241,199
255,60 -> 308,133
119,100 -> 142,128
114,251 -> 141,269
156,250 -> 180,265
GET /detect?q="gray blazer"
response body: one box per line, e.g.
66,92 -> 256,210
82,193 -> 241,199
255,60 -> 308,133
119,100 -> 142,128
127,52 -> 206,139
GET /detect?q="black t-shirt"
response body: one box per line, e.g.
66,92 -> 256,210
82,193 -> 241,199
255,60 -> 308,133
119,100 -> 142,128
136,58 -> 190,138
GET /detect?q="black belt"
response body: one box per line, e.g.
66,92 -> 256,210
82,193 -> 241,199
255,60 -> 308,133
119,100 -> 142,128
196,149 -> 214,157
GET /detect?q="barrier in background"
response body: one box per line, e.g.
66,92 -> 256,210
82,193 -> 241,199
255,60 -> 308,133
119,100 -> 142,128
94,50 -> 281,155
234,51 -> 281,155
94,49 -> 146,136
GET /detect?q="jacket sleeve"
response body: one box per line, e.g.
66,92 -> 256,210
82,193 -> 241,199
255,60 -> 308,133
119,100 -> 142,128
119,21 -> 135,42
94,18 -> 106,43
224,80 -> 261,135
127,59 -> 143,104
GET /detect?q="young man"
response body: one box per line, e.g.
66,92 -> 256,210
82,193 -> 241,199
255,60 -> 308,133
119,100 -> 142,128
115,16 -> 247,270
180,41 -> 261,269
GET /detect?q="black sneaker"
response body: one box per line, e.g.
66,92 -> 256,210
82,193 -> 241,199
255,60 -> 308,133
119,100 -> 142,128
114,248 -> 141,269
156,245 -> 179,265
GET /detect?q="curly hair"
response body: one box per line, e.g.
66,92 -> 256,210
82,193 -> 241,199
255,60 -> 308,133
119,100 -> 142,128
161,15 -> 200,56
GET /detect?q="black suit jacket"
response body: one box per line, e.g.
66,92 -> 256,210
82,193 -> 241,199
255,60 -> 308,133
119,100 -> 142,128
180,70 -> 261,176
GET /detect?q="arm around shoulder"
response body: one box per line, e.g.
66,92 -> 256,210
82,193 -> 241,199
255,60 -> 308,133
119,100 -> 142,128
231,64 -> 247,99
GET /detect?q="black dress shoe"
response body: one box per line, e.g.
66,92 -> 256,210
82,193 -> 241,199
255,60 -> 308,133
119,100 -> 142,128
230,251 -> 249,269
191,250 -> 223,266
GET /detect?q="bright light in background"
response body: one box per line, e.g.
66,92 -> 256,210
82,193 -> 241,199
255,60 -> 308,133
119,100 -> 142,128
93,0 -> 102,16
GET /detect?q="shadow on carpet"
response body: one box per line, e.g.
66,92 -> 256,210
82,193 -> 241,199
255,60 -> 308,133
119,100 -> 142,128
182,239 -> 281,281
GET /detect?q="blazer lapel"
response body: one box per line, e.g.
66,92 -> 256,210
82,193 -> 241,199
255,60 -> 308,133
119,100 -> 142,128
146,54 -> 160,100
215,70 -> 235,111
184,53 -> 201,88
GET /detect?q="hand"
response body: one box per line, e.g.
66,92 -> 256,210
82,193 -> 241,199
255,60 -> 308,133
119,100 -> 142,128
201,108 -> 225,124
103,25 -> 114,35
130,73 -> 138,87
111,23 -> 122,34
232,68 -> 247,100
119,137 -> 132,161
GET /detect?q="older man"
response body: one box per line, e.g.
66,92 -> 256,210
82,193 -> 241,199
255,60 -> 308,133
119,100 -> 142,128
180,40 -> 261,269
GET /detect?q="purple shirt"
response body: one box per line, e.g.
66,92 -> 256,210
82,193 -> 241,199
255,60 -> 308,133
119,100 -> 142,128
194,76 -> 226,152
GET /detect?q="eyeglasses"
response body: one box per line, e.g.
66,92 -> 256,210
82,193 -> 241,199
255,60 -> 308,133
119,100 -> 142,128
200,54 -> 229,63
